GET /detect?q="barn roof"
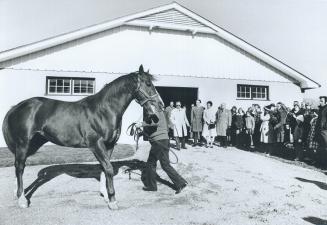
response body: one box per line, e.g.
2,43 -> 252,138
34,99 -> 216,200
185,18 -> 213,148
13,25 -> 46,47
0,2 -> 320,90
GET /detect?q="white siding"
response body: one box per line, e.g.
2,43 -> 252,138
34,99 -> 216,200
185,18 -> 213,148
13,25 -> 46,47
0,25 -> 303,147
9,26 -> 293,83
0,69 -> 301,147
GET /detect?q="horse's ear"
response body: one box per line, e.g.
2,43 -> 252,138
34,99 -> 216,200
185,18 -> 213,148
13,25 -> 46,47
147,69 -> 149,73
139,65 -> 144,74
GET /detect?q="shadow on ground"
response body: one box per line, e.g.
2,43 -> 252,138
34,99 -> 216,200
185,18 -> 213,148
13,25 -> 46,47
303,216 -> 327,225
0,144 -> 135,167
24,160 -> 176,203
295,177 -> 327,191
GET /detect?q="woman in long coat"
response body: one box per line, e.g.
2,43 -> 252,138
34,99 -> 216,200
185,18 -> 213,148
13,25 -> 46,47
260,107 -> 274,154
171,102 -> 190,149
203,101 -> 217,148
191,100 -> 204,146
230,106 -> 238,146
216,103 -> 232,148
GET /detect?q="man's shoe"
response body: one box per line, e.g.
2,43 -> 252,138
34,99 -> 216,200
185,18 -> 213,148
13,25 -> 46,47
175,183 -> 187,194
182,146 -> 187,149
142,187 -> 157,192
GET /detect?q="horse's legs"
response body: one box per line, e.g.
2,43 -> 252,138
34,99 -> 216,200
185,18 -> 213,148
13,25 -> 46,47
15,147 -> 28,208
92,138 -> 117,210
99,171 -> 107,200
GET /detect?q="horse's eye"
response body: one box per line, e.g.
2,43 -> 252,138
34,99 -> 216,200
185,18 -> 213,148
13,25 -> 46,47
145,81 -> 151,86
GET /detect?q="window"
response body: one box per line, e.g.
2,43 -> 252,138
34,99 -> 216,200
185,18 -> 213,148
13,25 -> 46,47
47,76 -> 95,95
237,84 -> 269,100
73,79 -> 95,95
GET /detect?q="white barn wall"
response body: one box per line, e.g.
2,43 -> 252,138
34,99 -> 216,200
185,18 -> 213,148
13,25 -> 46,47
9,26 -> 293,83
0,69 -> 301,147
0,25 -> 304,147
155,75 -> 301,109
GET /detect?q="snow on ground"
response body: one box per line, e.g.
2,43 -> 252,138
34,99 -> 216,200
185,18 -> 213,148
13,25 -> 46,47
0,145 -> 327,225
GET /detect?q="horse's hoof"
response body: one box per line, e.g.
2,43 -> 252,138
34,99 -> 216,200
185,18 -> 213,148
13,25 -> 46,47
18,195 -> 29,208
108,201 -> 118,210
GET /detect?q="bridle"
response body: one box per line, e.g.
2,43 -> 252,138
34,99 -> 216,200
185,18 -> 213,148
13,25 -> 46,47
134,75 -> 160,106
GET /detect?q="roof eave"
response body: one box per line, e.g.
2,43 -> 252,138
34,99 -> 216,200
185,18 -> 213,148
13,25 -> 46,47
0,2 -> 320,90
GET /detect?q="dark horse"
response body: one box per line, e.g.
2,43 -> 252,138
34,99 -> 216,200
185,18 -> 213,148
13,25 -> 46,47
2,65 -> 162,210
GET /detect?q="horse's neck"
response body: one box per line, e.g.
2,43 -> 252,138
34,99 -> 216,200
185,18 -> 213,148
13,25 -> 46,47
97,76 -> 137,116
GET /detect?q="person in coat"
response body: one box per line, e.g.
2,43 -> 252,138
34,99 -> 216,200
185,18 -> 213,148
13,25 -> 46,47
252,104 -> 262,149
315,96 -> 327,165
294,114 -> 304,161
307,109 -> 319,159
216,103 -> 231,148
230,106 -> 238,146
165,101 -> 175,139
260,107 -> 272,154
274,102 -> 288,153
203,101 -> 217,148
234,108 -> 245,148
244,110 -> 255,149
191,99 -> 204,147
170,101 -> 190,150
267,104 -> 278,155
136,103 -> 187,194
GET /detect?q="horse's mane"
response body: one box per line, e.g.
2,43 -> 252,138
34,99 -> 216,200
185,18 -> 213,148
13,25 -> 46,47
79,70 -> 157,107
78,72 -> 137,105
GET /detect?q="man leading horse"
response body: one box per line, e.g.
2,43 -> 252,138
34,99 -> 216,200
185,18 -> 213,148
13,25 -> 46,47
136,101 -> 188,193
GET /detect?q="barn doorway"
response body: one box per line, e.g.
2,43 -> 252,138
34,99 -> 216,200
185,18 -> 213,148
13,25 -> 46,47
155,86 -> 198,121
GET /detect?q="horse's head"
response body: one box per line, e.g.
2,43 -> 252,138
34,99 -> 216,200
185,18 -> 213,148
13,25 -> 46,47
134,65 -> 163,123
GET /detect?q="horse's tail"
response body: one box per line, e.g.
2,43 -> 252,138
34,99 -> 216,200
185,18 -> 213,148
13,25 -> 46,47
2,106 -> 16,154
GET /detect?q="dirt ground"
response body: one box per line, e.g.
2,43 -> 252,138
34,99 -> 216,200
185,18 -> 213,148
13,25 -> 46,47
0,144 -> 327,225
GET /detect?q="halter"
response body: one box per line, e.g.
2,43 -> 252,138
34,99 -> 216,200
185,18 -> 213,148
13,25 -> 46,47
134,76 -> 159,106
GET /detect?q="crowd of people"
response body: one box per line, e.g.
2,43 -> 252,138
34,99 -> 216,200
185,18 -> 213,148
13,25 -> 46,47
164,96 -> 327,167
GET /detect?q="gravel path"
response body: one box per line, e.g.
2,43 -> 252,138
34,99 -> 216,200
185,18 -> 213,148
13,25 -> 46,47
0,145 -> 327,225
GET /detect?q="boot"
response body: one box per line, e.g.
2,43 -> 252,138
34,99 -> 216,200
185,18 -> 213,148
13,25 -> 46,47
181,137 -> 187,149
175,137 -> 181,150
192,137 -> 198,147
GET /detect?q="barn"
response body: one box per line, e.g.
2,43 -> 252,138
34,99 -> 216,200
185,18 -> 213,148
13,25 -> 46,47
0,2 -> 320,147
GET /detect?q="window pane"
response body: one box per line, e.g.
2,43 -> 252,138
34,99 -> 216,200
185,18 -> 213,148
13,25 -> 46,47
49,86 -> 55,93
81,80 -> 87,86
57,86 -> 63,93
87,88 -> 93,94
57,79 -> 63,86
49,79 -> 56,86
64,80 -> 70,86
74,87 -> 80,93
64,87 -> 70,93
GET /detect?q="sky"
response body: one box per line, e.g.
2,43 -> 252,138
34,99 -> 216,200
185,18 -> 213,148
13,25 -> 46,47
0,0 -> 326,98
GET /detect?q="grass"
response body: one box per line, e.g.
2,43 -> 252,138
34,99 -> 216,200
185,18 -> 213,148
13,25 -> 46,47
0,144 -> 135,168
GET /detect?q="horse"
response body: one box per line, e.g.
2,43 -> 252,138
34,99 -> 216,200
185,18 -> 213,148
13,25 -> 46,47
2,65 -> 162,210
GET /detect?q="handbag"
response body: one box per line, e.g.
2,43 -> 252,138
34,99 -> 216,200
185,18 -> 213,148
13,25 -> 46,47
208,123 -> 216,129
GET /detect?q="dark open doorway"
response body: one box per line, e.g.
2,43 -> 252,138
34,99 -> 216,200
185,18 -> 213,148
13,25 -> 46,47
155,86 -> 198,121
